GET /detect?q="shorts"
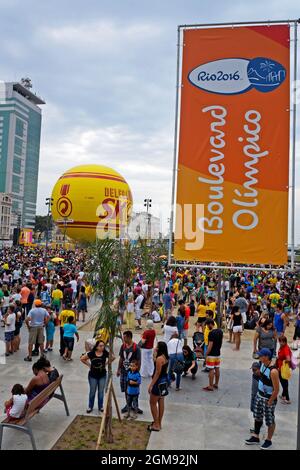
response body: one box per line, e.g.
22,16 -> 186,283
253,394 -> 277,427
151,376 -> 169,397
52,303 -> 60,313
64,337 -> 75,351
206,356 -> 221,369
135,309 -> 142,320
241,312 -> 247,324
28,327 -> 44,345
181,329 -> 188,339
14,328 -> 20,337
197,317 -> 206,324
233,325 -> 243,334
5,331 -> 14,342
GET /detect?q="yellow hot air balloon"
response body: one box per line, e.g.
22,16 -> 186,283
51,164 -> 133,243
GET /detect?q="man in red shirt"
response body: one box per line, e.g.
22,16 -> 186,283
140,320 -> 156,377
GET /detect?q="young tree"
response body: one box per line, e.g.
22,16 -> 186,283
87,238 -> 118,443
86,238 -> 136,443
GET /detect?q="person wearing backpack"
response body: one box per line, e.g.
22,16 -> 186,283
134,293 -> 144,330
117,330 -> 142,414
245,348 -> 279,450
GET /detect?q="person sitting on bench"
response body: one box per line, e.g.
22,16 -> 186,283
4,384 -> 28,421
25,361 -> 50,401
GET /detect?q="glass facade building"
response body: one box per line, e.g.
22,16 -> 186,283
0,82 -> 45,230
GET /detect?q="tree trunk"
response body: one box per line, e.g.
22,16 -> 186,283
104,393 -> 113,443
104,335 -> 114,443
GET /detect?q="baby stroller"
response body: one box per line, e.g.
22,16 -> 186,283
192,331 -> 205,362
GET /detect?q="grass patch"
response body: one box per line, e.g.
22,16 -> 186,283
52,415 -> 151,450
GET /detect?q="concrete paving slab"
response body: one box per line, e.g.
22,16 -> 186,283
0,317 -> 298,450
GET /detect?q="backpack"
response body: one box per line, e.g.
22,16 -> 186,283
121,342 -> 138,371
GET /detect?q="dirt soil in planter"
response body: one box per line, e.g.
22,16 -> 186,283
52,415 -> 151,450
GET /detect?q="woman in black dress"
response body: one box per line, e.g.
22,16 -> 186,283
148,341 -> 169,432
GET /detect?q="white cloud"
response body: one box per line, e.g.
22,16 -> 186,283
37,123 -> 173,228
38,20 -> 164,55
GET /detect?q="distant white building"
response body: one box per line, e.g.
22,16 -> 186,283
127,211 -> 161,240
0,193 -> 12,246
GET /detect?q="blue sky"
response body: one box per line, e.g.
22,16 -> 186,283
0,0 -> 299,240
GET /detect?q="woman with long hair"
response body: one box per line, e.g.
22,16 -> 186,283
80,340 -> 112,413
182,345 -> 198,379
77,286 -> 87,322
231,305 -> 243,351
148,341 -> 169,432
253,319 -> 277,359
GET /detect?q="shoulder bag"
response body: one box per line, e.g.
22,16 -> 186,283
173,340 -> 184,375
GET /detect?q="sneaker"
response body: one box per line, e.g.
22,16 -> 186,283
99,408 -> 104,413
136,408 -> 143,414
245,436 -> 260,445
5,353 -> 10,357
24,356 -> 32,362
260,440 -> 272,450
48,348 -> 53,352
121,405 -> 128,413
44,349 -> 48,353
86,409 -> 93,414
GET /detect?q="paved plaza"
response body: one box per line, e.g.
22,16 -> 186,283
0,304 -> 298,450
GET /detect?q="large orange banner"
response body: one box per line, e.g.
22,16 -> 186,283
174,25 -> 290,265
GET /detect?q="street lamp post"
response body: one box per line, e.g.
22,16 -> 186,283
45,198 -> 53,252
144,198 -> 152,241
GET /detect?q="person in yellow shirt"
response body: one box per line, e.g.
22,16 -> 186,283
203,310 -> 217,371
173,281 -> 179,305
269,290 -> 281,309
85,284 -> 93,303
196,297 -> 207,331
52,285 -> 63,313
207,296 -> 217,320
58,304 -> 76,356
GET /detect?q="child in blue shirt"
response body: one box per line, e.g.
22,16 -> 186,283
63,316 -> 79,361
126,360 -> 141,420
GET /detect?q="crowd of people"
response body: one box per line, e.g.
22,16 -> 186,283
1,246 -> 300,449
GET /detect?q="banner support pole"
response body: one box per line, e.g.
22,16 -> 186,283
291,21 -> 298,271
168,26 -> 181,265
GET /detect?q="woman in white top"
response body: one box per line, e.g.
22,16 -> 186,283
162,316 -> 178,343
167,333 -> 184,391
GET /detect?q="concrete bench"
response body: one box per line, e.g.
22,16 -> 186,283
0,375 -> 69,450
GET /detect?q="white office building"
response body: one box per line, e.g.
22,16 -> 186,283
127,211 -> 161,240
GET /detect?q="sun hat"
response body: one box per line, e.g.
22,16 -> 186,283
258,348 -> 272,359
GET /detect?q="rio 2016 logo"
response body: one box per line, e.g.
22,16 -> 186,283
188,57 -> 286,95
